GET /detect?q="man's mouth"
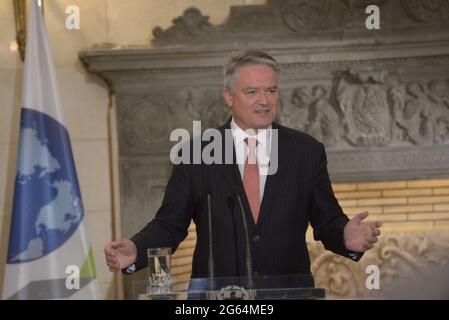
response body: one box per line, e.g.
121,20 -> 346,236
254,109 -> 270,114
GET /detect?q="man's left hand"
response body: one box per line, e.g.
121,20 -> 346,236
344,211 -> 382,253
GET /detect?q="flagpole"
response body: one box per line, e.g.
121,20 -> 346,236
37,0 -> 44,15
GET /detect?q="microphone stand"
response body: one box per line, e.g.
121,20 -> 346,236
235,193 -> 254,298
206,192 -> 215,293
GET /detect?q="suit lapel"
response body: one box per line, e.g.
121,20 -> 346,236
216,121 -> 254,225
257,123 -> 292,226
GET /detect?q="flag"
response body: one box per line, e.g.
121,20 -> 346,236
2,0 -> 100,299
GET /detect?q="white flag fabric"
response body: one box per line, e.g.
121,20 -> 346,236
3,0 -> 100,299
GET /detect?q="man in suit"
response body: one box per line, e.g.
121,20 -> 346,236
104,50 -> 381,282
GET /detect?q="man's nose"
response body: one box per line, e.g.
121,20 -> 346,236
257,92 -> 268,105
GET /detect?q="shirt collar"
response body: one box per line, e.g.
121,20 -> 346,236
230,117 -> 271,147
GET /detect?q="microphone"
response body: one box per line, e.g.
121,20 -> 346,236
206,190 -> 215,284
232,187 -> 254,292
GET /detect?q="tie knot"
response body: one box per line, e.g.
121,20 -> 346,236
244,137 -> 258,150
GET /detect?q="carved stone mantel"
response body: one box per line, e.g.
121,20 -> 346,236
81,41 -> 449,183
80,0 -> 449,298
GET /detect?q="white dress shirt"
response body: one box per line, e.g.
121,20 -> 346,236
230,118 -> 272,202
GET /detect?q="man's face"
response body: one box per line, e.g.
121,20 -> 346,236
223,64 -> 279,131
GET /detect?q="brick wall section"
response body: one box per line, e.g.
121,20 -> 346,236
173,178 -> 449,279
332,178 -> 449,234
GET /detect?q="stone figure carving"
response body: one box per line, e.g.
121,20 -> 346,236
286,85 -> 341,146
392,83 -> 435,145
279,86 -> 311,131
306,86 -> 341,147
428,80 -> 449,143
392,80 -> 449,145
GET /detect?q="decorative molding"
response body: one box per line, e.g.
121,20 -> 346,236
327,146 -> 449,182
400,0 -> 449,23
119,95 -> 173,155
81,52 -> 449,78
153,7 -> 217,40
118,89 -> 231,155
184,90 -> 231,129
151,0 -> 449,45
309,232 -> 449,298
279,55 -> 449,69
280,0 -> 332,31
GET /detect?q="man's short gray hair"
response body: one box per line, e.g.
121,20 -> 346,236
223,50 -> 281,91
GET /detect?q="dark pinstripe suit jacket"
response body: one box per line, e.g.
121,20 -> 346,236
130,120 -> 360,279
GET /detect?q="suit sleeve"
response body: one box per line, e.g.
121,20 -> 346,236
308,143 -> 363,261
126,162 -> 194,273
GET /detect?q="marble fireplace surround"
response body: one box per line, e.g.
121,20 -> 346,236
80,1 -> 449,298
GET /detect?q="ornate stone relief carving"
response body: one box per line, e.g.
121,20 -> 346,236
392,79 -> 449,145
118,89 -> 231,155
280,0 -> 331,31
400,0 -> 449,23
153,8 -> 217,40
120,95 -> 173,155
279,84 -> 342,147
184,89 -> 231,129
336,70 -> 396,147
152,0 -> 449,44
277,71 -> 449,149
309,232 -> 449,298
117,69 -> 449,154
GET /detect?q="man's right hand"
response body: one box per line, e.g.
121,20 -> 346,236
104,239 -> 137,272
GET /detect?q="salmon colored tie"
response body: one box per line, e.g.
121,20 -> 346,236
243,137 -> 260,223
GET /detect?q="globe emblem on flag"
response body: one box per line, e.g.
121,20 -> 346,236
7,108 -> 84,264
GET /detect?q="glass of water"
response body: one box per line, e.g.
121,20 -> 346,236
147,247 -> 172,295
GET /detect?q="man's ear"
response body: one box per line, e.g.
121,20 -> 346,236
223,89 -> 233,108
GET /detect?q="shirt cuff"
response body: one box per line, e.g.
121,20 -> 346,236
122,263 -> 136,274
348,252 -> 363,261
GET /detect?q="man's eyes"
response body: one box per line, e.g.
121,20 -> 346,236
244,89 -> 277,95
